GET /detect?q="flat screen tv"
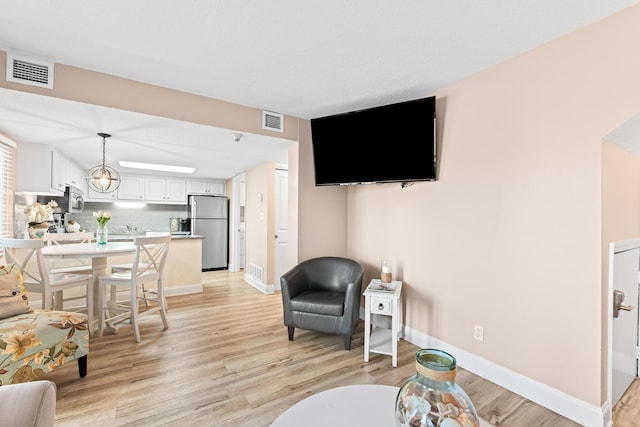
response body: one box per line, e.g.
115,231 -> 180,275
310,95 -> 436,186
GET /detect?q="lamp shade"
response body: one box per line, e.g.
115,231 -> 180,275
86,164 -> 120,192
86,132 -> 120,193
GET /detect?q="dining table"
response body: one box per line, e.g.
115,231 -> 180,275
42,241 -> 136,333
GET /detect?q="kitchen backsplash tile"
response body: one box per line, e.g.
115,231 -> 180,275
67,202 -> 189,234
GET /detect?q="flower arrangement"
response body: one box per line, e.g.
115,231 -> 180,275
93,211 -> 112,229
24,200 -> 58,226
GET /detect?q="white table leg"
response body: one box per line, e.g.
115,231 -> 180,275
391,298 -> 398,368
364,295 -> 371,362
91,257 -> 108,335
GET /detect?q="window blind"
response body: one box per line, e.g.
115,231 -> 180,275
0,134 -> 17,247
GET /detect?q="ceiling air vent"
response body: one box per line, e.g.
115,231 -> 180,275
6,53 -> 54,89
262,111 -> 284,133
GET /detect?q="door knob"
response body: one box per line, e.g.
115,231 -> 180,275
613,290 -> 635,318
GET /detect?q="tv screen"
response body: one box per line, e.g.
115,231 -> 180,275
310,96 -> 436,186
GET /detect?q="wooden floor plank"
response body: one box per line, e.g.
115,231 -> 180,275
41,270 -> 630,426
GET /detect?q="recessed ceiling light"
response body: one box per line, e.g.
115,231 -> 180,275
118,161 -> 195,174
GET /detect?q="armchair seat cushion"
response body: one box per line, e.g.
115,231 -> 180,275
290,290 -> 345,317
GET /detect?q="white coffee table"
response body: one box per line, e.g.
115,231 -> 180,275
271,384 -> 491,427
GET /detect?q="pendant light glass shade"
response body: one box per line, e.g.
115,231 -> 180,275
86,132 -> 120,193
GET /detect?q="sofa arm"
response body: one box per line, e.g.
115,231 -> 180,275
0,380 -> 56,427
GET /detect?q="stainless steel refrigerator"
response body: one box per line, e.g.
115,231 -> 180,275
189,195 -> 228,270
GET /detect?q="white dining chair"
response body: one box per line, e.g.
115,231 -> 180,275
110,231 -> 171,310
97,235 -> 170,342
0,238 -> 94,332
44,232 -> 94,275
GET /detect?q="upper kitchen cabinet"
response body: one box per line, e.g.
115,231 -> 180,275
116,175 -> 145,201
187,179 -> 225,196
86,186 -> 118,201
17,142 -> 84,195
65,159 -> 85,190
86,175 -> 143,201
145,177 -> 187,204
85,174 -> 187,204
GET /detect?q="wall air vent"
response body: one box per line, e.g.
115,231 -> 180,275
6,53 -> 54,89
262,110 -> 284,133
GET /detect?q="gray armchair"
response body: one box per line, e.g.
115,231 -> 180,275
280,257 -> 365,350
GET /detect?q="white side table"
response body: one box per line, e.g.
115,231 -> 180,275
364,279 -> 403,367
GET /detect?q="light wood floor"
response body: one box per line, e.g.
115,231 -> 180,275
44,270 -> 635,426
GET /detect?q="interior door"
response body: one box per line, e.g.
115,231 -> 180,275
612,244 -> 639,405
273,169 -> 288,290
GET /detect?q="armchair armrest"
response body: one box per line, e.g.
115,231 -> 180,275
343,281 -> 360,312
280,267 -> 309,302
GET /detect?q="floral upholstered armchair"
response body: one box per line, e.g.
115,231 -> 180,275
0,264 -> 89,385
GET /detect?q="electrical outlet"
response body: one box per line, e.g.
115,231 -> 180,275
474,325 -> 484,342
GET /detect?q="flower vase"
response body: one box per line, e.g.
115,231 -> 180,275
28,224 -> 49,239
395,349 -> 479,427
96,226 -> 108,245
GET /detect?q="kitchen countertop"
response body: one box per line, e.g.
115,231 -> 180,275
57,233 -> 204,242
109,234 -> 203,242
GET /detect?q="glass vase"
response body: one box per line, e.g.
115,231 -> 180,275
96,225 -> 108,245
381,259 -> 392,283
395,349 -> 479,427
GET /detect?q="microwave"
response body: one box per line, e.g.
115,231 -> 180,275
67,187 -> 84,213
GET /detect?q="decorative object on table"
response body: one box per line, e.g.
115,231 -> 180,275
65,219 -> 84,233
93,211 -> 111,245
86,132 -> 120,193
24,200 -> 58,239
395,348 -> 479,427
381,259 -> 392,283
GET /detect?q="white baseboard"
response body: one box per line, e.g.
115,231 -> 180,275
401,324 -> 609,427
244,273 -> 275,294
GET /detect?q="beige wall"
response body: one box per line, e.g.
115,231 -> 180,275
245,162 -> 275,285
287,142 -> 299,270
296,3 -> 640,413
296,120 -> 348,261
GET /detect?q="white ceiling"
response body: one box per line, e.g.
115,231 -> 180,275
0,1 -> 638,180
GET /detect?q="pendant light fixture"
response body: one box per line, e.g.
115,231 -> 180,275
86,132 -> 120,193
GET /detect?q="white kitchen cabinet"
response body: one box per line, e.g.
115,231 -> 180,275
145,177 -> 187,204
17,142 -> 88,195
86,175 -> 186,204
17,142 -> 64,195
86,186 -> 118,201
50,150 -> 67,193
187,179 -> 225,195
65,160 -> 86,191
117,175 -> 145,201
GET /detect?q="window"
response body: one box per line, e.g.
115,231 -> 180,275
0,134 -> 17,244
